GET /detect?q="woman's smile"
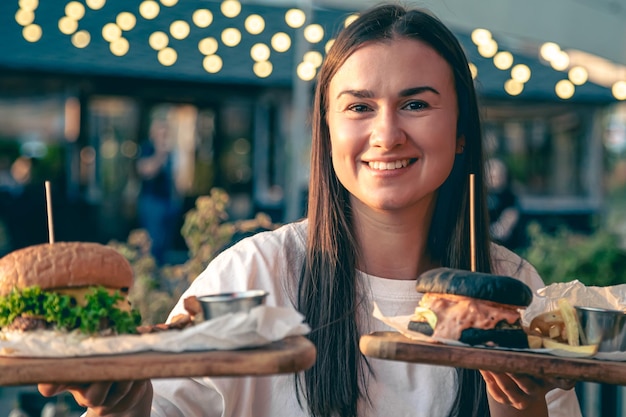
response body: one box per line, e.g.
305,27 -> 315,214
366,158 -> 416,171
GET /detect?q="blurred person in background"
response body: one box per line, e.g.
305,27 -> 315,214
136,119 -> 182,265
486,157 -> 524,250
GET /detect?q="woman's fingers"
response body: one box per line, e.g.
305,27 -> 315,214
544,376 -> 577,391
38,380 -> 152,416
90,380 -> 152,415
481,371 -> 515,407
481,371 -> 543,410
38,384 -> 70,397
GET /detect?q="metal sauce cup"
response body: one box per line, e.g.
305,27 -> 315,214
575,306 -> 626,352
197,290 -> 269,320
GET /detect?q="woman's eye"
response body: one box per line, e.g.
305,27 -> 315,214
404,101 -> 428,111
348,104 -> 371,113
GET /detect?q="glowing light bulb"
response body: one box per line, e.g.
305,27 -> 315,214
271,32 -> 291,52
555,79 -> 575,99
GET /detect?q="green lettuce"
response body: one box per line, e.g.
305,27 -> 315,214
0,285 -> 141,335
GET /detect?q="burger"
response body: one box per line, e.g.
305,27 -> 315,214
408,267 -> 533,348
0,241 -> 141,335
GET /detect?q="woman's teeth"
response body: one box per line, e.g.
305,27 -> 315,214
368,159 -> 410,170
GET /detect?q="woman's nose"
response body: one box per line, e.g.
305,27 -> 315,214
369,109 -> 406,149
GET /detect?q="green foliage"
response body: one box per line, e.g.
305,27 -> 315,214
522,222 -> 626,286
107,229 -> 175,327
111,187 -> 277,325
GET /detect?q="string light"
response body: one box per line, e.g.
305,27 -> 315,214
203,55 -> 223,73
245,14 -> 265,35
170,20 -> 190,40
102,23 -> 121,42
139,1 -> 160,19
8,0 -> 625,101
253,61 -> 273,78
15,9 -> 35,26
116,12 -> 136,31
65,1 -> 85,20
504,79 -> 524,96
271,32 -> 291,52
251,43 -> 270,62
303,24 -> 324,43
493,51 -> 513,70
22,24 -> 42,42
511,64 -> 531,83
613,81 -> 626,100
568,66 -> 588,85
221,0 -> 241,18
193,9 -> 213,28
149,31 -> 168,50
471,28 -> 492,46
555,79 -> 575,99
157,47 -> 177,66
285,9 -> 305,28
71,30 -> 91,48
221,28 -> 241,47
198,37 -> 218,55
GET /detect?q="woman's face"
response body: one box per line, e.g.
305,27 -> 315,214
327,37 -> 463,214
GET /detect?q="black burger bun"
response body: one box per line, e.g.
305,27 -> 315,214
408,318 -> 530,348
415,267 -> 533,307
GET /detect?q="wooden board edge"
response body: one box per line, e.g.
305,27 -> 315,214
0,335 -> 316,386
359,332 -> 626,386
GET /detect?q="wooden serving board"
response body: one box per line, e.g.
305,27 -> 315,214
0,335 -> 316,386
360,331 -> 626,386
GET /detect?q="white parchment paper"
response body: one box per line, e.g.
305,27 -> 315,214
0,305 -> 310,358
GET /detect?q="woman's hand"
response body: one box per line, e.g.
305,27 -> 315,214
38,380 -> 153,417
481,370 -> 576,415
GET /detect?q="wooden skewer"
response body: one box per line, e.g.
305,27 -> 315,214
45,181 -> 55,244
469,174 -> 476,272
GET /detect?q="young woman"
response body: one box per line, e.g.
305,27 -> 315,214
39,4 -> 582,417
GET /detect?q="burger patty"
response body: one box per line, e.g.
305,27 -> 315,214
7,315 -> 49,332
408,319 -> 529,348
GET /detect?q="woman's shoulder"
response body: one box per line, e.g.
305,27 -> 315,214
225,219 -> 307,253
198,219 -> 308,275
490,242 -> 545,292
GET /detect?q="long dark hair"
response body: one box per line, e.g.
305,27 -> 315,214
297,4 -> 493,417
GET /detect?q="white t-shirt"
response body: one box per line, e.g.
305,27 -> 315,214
150,220 -> 582,417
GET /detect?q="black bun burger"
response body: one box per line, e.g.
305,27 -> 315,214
408,267 -> 533,348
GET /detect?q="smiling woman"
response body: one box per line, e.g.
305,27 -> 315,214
37,4 -> 582,417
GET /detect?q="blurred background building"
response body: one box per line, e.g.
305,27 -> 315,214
0,0 -> 624,256
0,0 -> 625,415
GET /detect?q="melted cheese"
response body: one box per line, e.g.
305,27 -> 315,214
418,293 -> 523,340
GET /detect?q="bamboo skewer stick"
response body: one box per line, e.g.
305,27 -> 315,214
469,174 -> 476,272
45,181 -> 55,244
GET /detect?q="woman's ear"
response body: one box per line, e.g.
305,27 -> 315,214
456,135 -> 466,154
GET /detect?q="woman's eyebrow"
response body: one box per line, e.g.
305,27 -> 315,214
336,86 -> 440,100
336,89 -> 373,99
399,86 -> 440,97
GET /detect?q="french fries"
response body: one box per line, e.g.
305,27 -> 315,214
557,298 -> 580,346
526,297 -> 598,356
541,337 -> 598,357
